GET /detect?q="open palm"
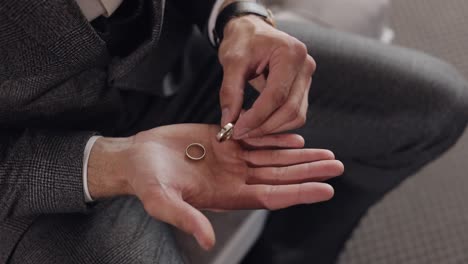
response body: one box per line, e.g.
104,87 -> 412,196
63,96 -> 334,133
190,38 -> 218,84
127,124 -> 343,249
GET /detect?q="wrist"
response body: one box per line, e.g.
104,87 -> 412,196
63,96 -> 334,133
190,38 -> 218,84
87,136 -> 134,200
223,14 -> 266,39
215,1 -> 275,46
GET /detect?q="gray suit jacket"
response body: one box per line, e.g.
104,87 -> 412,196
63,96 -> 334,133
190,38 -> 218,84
0,0 -> 214,261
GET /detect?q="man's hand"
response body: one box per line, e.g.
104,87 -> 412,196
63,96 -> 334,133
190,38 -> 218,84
219,15 -> 316,139
88,124 -> 343,250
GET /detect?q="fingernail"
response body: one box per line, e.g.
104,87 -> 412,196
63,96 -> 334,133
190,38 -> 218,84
234,127 -> 251,139
221,108 -> 230,125
195,232 -> 213,251
195,236 -> 207,250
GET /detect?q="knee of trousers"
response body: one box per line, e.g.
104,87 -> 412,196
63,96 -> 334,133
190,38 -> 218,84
336,47 -> 465,168
341,42 -> 468,142
280,21 -> 466,165
398,54 -> 468,140
285,21 -> 468,133
377,52 -> 468,168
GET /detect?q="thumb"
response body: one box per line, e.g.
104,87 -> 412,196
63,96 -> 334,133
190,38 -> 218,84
220,65 -> 246,126
145,191 -> 216,250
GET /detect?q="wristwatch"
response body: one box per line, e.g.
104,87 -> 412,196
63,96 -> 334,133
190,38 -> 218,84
213,1 -> 275,47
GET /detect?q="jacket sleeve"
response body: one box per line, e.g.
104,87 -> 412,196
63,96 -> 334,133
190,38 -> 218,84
0,66 -> 119,220
0,129 -> 97,219
0,0 -> 123,219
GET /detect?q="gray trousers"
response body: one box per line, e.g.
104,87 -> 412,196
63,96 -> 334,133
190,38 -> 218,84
10,21 -> 467,264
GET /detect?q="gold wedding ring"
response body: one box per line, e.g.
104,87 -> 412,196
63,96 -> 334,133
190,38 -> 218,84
217,123 -> 234,142
185,143 -> 206,161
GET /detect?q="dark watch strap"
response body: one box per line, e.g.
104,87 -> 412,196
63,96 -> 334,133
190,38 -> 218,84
213,1 -> 274,47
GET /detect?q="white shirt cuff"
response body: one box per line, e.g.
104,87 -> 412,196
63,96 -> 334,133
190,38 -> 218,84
75,0 -> 124,21
100,0 -> 124,17
83,136 -> 102,203
75,0 -> 107,21
208,0 -> 226,46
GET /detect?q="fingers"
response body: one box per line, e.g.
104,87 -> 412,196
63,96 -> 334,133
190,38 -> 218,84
220,64 -> 248,126
247,160 -> 344,185
233,44 -> 306,139
142,189 -> 215,250
241,133 -> 305,149
243,149 -> 335,167
273,84 -> 310,133
247,55 -> 315,138
239,182 -> 335,210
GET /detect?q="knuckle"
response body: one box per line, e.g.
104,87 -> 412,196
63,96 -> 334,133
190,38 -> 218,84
305,56 -> 317,74
259,186 -> 275,210
276,33 -> 292,47
254,124 -> 270,136
241,150 -> 251,162
273,88 -> 289,105
284,103 -> 301,121
293,41 -> 308,59
220,85 -> 243,104
247,166 -> 256,179
296,100 -> 309,127
249,108 -> 268,126
220,49 -> 247,66
296,112 -> 307,127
